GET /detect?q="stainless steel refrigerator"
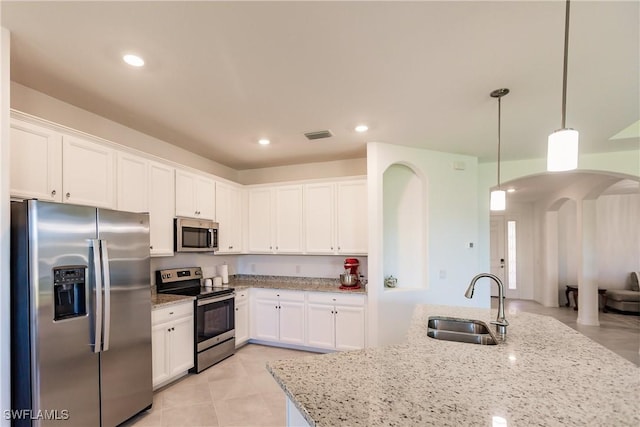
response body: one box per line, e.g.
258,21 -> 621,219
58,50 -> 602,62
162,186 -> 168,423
10,200 -> 153,426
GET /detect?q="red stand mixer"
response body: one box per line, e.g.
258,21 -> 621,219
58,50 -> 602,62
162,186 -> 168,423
339,258 -> 362,290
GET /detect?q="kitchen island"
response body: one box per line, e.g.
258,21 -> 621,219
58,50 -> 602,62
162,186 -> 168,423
267,304 -> 640,426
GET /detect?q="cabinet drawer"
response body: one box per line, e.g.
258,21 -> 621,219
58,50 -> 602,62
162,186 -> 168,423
152,301 -> 194,325
235,289 -> 250,301
253,288 -> 305,302
307,292 -> 366,306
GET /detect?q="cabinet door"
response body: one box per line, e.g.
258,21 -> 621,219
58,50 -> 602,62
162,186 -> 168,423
10,119 -> 62,202
252,297 -> 279,341
334,305 -> 366,351
216,182 -> 242,253
196,176 -> 216,220
117,152 -> 148,213
274,185 -> 304,253
175,169 -> 197,218
336,180 -> 368,254
62,135 -> 115,208
235,300 -> 249,346
278,300 -> 305,345
168,315 -> 194,376
148,162 -> 175,256
306,303 -> 335,349
248,188 -> 273,253
151,322 -> 170,389
304,183 -> 335,254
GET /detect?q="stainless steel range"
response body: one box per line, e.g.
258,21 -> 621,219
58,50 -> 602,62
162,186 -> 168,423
156,267 -> 235,373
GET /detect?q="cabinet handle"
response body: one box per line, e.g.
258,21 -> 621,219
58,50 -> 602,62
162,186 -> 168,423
331,246 -> 333,250
171,327 -> 175,331
276,246 -> 279,250
51,190 -> 56,197
167,328 -> 171,332
66,192 -> 71,199
169,312 -> 174,315
338,246 -> 341,251
229,246 -> 233,250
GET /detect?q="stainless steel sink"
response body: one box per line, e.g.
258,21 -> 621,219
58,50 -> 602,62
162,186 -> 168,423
427,316 -> 498,345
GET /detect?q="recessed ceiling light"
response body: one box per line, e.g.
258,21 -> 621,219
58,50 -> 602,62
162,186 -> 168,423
123,54 -> 145,67
258,139 -> 270,145
507,188 -> 516,193
355,124 -> 369,133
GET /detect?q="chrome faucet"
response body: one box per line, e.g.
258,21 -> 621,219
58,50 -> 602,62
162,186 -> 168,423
465,273 -> 509,338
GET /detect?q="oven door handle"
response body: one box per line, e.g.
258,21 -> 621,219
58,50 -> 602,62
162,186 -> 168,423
197,293 -> 235,306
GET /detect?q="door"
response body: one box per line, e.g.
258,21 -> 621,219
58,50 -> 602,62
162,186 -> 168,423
490,216 -> 506,297
195,176 -> 216,220
335,305 -> 366,350
28,201 -> 101,426
306,303 -> 335,349
304,183 -> 335,254
248,188 -> 273,253
98,209 -> 152,427
169,315 -> 195,376
336,180 -> 368,254
117,152 -> 148,213
148,161 -> 175,256
278,300 -> 305,345
152,322 -> 170,387
275,185 -> 303,253
253,297 -> 279,341
62,135 -> 115,208
10,118 -> 62,201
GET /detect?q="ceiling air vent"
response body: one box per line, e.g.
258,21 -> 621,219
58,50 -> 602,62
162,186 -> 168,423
304,130 -> 333,140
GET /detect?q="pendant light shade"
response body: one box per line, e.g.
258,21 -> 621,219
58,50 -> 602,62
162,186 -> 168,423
547,128 -> 579,171
490,190 -> 506,211
490,88 -> 509,212
547,0 -> 578,171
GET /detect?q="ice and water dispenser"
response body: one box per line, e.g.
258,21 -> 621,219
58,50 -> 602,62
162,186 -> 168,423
53,266 -> 87,321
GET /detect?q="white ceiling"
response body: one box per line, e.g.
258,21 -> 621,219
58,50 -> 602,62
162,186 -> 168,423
2,1 -> 639,171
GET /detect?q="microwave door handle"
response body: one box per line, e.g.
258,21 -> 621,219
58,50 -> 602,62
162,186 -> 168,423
209,228 -> 214,248
100,240 -> 111,351
91,239 -> 103,353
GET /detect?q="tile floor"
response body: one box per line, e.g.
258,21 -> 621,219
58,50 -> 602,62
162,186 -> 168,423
124,299 -> 639,427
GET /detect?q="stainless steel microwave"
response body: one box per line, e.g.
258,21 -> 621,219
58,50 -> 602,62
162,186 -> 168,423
174,217 -> 218,252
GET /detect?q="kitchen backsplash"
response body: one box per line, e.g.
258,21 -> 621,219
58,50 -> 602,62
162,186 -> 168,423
150,253 -> 368,285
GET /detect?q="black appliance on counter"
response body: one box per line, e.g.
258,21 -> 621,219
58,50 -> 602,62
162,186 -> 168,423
156,267 -> 235,373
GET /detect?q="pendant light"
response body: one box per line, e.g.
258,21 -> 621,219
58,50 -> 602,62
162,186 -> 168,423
490,88 -> 509,211
547,0 -> 579,171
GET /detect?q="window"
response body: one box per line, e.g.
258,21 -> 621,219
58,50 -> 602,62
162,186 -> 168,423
507,220 -> 517,289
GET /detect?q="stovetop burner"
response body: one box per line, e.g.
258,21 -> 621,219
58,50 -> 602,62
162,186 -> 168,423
156,266 -> 234,299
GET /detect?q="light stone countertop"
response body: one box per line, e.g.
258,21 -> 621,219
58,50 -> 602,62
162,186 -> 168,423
151,293 -> 195,309
229,274 -> 366,294
267,304 -> 640,426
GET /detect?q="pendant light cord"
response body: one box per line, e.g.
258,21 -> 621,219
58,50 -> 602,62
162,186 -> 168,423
561,0 -> 571,129
497,96 -> 502,189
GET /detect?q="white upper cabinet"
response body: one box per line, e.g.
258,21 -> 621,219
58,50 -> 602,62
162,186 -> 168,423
62,135 -> 115,208
304,182 -> 336,254
247,187 -> 273,253
116,152 -> 148,213
336,180 -> 368,254
175,169 -> 215,220
215,181 -> 242,253
304,179 -> 367,255
248,185 -> 303,253
10,118 -> 63,202
274,185 -> 304,253
148,161 -> 175,256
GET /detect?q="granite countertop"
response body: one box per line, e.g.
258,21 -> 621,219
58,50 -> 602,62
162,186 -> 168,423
229,275 -> 366,294
151,293 -> 195,308
268,304 -> 640,426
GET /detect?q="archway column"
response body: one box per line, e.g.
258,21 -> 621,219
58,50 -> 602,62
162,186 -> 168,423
543,211 -> 559,307
577,198 -> 599,326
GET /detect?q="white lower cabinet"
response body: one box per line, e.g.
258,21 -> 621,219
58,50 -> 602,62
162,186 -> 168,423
151,301 -> 194,390
306,292 -> 366,351
251,289 -> 305,346
235,289 -> 250,347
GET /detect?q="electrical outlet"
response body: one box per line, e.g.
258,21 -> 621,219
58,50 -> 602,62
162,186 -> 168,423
439,270 -> 446,279
251,264 -> 256,273
295,265 -> 301,274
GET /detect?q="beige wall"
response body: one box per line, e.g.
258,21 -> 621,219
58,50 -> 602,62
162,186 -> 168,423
10,82 -> 239,182
237,157 -> 367,185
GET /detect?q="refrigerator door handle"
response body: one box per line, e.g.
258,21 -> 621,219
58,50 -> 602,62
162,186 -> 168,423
91,239 -> 103,353
100,239 -> 111,351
